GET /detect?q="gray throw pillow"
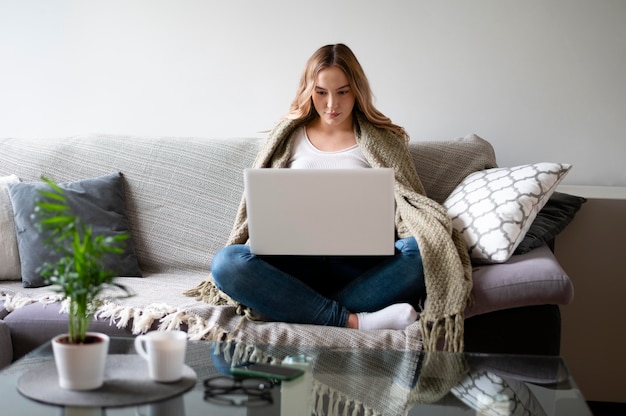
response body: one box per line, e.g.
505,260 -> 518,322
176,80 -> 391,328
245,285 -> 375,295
8,172 -> 142,288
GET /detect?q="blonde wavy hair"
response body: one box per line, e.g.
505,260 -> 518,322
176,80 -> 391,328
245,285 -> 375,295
285,44 -> 409,143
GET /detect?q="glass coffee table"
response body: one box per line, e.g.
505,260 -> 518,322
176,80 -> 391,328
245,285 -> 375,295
0,337 -> 592,415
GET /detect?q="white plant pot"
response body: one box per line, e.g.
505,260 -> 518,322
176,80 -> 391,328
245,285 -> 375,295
52,332 -> 110,390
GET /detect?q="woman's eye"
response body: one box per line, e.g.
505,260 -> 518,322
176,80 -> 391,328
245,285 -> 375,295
316,90 -> 327,96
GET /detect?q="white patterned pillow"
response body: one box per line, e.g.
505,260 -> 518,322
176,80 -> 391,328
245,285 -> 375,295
452,370 -> 547,416
444,163 -> 571,263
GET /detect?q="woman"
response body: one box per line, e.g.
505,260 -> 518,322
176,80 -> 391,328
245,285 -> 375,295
187,44 -> 472,351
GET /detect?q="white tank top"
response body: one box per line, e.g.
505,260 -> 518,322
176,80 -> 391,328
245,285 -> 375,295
287,127 -> 371,169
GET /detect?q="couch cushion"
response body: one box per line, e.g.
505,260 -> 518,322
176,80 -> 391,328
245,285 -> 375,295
408,134 -> 497,204
0,175 -> 21,280
466,244 -> 574,318
7,172 -> 142,287
444,163 -> 571,263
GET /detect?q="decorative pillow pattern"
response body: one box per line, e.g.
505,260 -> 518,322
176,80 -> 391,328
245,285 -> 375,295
452,370 -> 547,416
7,172 -> 142,288
0,175 -> 22,280
444,163 -> 571,263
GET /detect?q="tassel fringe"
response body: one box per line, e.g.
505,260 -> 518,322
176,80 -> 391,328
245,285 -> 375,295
420,313 -> 465,352
1,292 -> 61,312
183,277 -> 234,306
2,290 -> 231,342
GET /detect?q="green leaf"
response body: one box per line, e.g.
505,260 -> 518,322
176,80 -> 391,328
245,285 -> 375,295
38,189 -> 67,203
39,216 -> 74,225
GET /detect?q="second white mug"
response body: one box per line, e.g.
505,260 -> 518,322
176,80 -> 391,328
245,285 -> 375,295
134,330 -> 187,383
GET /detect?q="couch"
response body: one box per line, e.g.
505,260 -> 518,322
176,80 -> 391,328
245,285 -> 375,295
0,133 -> 581,369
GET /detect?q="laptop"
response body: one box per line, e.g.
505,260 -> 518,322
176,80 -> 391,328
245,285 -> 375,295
243,168 -> 395,256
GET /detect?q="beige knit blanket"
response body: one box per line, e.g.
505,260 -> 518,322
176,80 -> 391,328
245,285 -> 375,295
185,115 -> 473,351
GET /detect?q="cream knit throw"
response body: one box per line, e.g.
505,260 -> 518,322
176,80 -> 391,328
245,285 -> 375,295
185,115 -> 473,352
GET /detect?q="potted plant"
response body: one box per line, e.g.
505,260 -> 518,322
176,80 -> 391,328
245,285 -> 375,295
34,177 -> 133,390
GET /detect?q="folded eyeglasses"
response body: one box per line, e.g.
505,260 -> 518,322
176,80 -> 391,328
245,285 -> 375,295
203,376 -> 274,407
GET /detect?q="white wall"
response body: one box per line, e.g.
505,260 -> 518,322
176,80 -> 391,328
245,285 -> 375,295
1,1 -> 625,187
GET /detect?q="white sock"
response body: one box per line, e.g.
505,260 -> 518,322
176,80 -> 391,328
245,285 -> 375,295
356,303 -> 418,330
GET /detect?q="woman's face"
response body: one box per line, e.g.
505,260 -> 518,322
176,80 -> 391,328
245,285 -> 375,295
311,66 -> 355,129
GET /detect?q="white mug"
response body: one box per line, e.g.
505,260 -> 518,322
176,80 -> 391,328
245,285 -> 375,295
134,330 -> 187,382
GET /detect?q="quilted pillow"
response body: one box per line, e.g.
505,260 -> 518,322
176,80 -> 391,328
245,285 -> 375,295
0,175 -> 21,280
8,172 -> 142,288
444,163 -> 571,263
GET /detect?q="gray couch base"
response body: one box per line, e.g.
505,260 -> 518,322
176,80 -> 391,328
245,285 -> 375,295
464,304 -> 561,356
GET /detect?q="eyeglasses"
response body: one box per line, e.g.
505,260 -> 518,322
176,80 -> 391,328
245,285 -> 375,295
203,376 -> 274,407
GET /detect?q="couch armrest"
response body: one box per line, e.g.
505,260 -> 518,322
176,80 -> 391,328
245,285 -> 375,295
466,244 -> 573,318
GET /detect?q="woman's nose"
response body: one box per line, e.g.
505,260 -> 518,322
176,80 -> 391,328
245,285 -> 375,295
327,94 -> 335,109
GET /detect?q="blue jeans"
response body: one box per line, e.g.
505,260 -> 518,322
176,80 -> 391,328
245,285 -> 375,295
211,237 -> 425,327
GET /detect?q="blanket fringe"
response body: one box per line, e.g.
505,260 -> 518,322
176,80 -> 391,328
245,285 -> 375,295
211,340 -> 278,367
2,291 -> 232,343
94,300 -> 231,341
184,314 -> 229,341
420,313 -> 465,352
184,276 -> 256,320
312,380 -> 381,416
1,292 -> 61,312
183,277 -> 234,306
